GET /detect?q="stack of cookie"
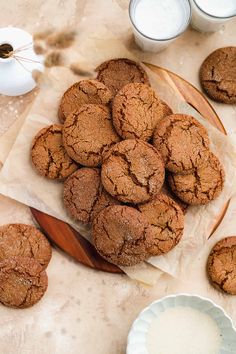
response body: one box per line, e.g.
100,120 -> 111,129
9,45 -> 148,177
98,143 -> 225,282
31,58 -> 225,268
0,224 -> 51,308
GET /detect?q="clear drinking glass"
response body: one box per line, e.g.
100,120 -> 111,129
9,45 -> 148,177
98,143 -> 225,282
129,0 -> 191,53
190,0 -> 236,32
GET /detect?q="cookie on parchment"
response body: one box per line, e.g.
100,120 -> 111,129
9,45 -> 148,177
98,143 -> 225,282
137,194 -> 184,256
153,114 -> 210,174
168,152 -> 225,205
112,83 -> 164,141
63,168 -> 119,224
207,237 -> 236,295
101,139 -> 165,204
0,224 -> 51,269
92,205 -> 153,266
31,124 -> 78,180
200,47 -> 236,104
96,58 -> 150,96
63,104 -> 120,167
58,79 -> 113,122
0,256 -> 48,308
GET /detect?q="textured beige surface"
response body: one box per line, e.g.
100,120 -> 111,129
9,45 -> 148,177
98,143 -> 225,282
0,1 -> 236,353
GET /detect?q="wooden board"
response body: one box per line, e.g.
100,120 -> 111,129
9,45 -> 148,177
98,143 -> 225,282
31,64 -> 228,274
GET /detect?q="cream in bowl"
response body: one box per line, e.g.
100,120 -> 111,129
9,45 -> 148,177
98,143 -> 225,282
129,0 -> 191,53
127,294 -> 236,354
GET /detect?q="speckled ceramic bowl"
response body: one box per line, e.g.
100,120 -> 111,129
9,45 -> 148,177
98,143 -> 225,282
127,294 -> 236,354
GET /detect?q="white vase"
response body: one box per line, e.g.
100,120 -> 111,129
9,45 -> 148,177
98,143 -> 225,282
0,27 -> 44,96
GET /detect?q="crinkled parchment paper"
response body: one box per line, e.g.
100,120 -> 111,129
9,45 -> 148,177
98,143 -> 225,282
0,62 -> 235,284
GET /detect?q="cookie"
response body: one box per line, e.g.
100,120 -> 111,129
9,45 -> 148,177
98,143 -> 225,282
63,168 -> 119,223
58,79 -> 113,122
207,237 -> 236,295
101,139 -> 165,204
162,180 -> 188,214
200,47 -> 236,104
137,194 -> 184,256
63,104 -> 120,167
96,58 -> 150,96
31,124 -> 78,180
0,224 -> 51,269
0,257 -> 48,308
112,83 -> 164,141
153,114 -> 210,174
92,205 -> 153,266
160,100 -> 173,117
168,152 -> 225,205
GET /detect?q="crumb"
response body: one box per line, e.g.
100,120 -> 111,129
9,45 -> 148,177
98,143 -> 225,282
46,30 -> 76,49
44,51 -> 63,67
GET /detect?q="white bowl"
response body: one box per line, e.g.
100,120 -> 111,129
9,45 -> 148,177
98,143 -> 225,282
127,294 -> 236,354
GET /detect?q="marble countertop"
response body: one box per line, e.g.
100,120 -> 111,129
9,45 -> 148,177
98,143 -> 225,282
0,1 -> 236,353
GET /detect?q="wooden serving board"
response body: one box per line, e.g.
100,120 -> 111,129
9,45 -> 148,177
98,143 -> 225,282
31,64 -> 228,274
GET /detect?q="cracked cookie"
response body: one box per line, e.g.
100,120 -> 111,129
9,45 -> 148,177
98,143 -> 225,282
200,47 -> 236,104
168,152 -> 225,205
96,58 -> 150,96
92,205 -> 153,266
160,100 -> 173,117
0,256 -> 48,308
58,79 -> 113,122
112,83 -> 164,141
153,114 -> 210,174
63,168 -> 119,223
63,104 -> 120,167
161,180 -> 188,214
0,224 -> 51,269
207,237 -> 236,295
101,139 -> 165,204
137,194 -> 184,256
31,124 -> 78,180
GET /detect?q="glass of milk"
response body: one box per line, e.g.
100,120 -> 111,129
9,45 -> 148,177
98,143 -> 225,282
190,0 -> 236,32
129,0 -> 191,53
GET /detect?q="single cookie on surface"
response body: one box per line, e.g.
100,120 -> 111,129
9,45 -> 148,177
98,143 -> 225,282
168,152 -> 225,205
0,257 -> 48,308
92,205 -> 153,266
63,104 -> 120,167
207,237 -> 236,295
58,79 -> 113,122
153,114 -> 210,174
160,100 -> 173,117
63,168 -> 119,223
112,83 -> 164,141
31,124 -> 78,180
0,224 -> 51,269
200,47 -> 236,104
96,58 -> 150,96
137,194 -> 184,256
101,139 -> 165,204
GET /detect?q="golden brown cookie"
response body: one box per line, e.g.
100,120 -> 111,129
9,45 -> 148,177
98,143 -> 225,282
137,194 -> 184,256
162,180 -> 188,214
92,205 -> 153,266
207,237 -> 236,295
63,104 -> 120,167
31,124 -> 78,180
0,224 -> 51,269
96,58 -> 150,96
200,47 -> 236,104
101,139 -> 165,204
63,168 -> 119,223
0,257 -> 48,308
112,83 -> 164,141
160,100 -> 173,117
58,79 -> 113,122
168,152 -> 225,205
153,114 -> 210,174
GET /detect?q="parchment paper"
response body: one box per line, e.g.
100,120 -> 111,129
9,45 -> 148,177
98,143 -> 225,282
0,62 -> 235,283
